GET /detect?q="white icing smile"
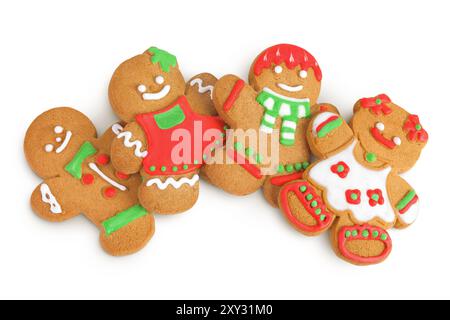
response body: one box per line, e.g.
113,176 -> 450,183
277,83 -> 304,92
138,83 -> 171,101
44,126 -> 72,154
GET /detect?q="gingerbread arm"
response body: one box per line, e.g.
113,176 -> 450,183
213,75 -> 264,130
306,111 -> 354,158
185,73 -> 218,116
387,173 -> 420,229
110,122 -> 147,174
31,177 -> 81,222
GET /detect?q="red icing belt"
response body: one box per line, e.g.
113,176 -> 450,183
226,148 -> 263,180
223,79 -> 245,112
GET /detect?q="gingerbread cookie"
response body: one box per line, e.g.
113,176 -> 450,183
202,44 -> 332,207
278,95 -> 428,265
108,47 -> 225,214
25,107 -> 155,256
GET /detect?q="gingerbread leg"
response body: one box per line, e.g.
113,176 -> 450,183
278,180 -> 334,236
330,216 -> 392,266
99,205 -> 155,256
139,173 -> 200,214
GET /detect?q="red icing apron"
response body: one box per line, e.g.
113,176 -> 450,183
136,96 -> 225,176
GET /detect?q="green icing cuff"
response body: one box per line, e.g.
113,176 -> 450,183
317,118 -> 343,138
64,141 -> 97,179
102,205 -> 149,236
396,190 -> 416,211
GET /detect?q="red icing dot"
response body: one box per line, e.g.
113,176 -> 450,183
81,174 -> 94,185
116,171 -> 130,180
104,187 -> 117,198
96,154 -> 110,165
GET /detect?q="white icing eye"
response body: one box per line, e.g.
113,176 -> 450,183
137,84 -> 147,93
54,126 -> 63,134
155,76 -> 164,85
393,137 -> 402,146
56,137 -> 62,143
299,70 -> 308,79
44,144 -> 54,153
274,66 -> 283,74
376,122 -> 385,131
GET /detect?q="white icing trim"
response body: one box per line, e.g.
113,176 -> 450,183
142,85 -> 171,101
190,78 -> 214,99
263,87 -> 309,103
55,131 -> 72,154
146,174 -> 199,190
116,131 -> 148,158
40,184 -> 62,214
312,112 -> 338,136
277,83 -> 304,93
111,123 -> 123,135
88,163 -> 127,191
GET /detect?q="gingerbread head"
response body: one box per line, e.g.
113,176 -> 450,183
109,47 -> 186,122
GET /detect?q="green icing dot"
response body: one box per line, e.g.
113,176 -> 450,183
294,163 -> 303,171
300,186 -> 307,193
337,165 -> 345,173
203,154 -> 208,160
234,142 -> 243,151
194,160 -> 199,165
376,99 -> 382,105
224,125 -> 230,130
362,230 -> 369,238
255,154 -> 263,164
381,234 -> 388,241
351,193 -> 358,200
320,215 -> 326,221
371,194 -> 380,202
415,124 -> 422,130
311,201 -> 318,208
366,152 -> 377,163
351,230 -> 358,237
286,164 -> 294,173
172,166 -> 178,172
278,165 -> 285,173
215,140 -> 222,146
372,230 -> 379,238
315,208 -> 322,215
245,148 -> 254,157
161,166 -> 167,172
149,166 -> 156,172
183,164 -> 189,170
302,162 -> 310,169
345,231 -> 352,238
306,194 -> 313,201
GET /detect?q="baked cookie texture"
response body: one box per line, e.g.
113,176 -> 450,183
202,44 -> 337,207
25,107 -> 155,256
278,95 -> 428,265
109,47 -> 225,215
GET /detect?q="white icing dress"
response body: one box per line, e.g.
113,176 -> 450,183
308,141 -> 396,224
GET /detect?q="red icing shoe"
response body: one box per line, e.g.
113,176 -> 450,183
337,225 -> 392,265
279,181 -> 334,235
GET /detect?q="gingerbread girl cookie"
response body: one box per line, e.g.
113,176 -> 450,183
25,107 -> 155,256
278,95 -> 428,265
109,47 -> 225,214
202,44 -> 331,206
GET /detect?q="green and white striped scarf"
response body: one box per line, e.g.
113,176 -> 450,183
256,87 -> 311,146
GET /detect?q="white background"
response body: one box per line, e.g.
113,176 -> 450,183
1,0 -> 449,300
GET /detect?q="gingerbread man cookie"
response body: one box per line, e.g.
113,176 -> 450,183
25,107 -> 155,256
202,44 -> 332,206
278,95 -> 428,265
109,47 -> 225,214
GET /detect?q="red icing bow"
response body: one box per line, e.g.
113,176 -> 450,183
403,115 -> 428,143
360,94 -> 392,115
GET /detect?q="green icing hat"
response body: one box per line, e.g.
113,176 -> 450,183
148,47 -> 178,73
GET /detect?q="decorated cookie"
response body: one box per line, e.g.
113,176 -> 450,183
202,44 -> 334,206
25,107 -> 155,256
278,95 -> 428,265
109,47 -> 225,214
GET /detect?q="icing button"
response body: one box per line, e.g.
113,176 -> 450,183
116,172 -> 130,180
82,174 -> 94,185
104,187 -> 117,199
96,154 -> 110,165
